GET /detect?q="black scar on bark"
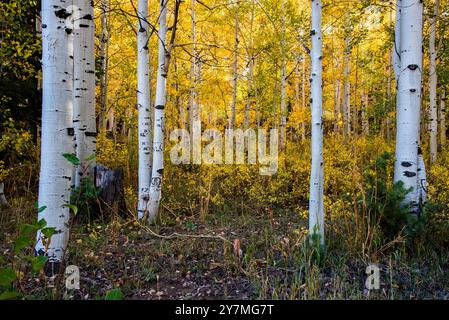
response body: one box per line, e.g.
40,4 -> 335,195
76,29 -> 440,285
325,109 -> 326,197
42,24 -> 47,28
404,171 -> 416,177
408,64 -> 418,71
157,168 -> 164,175
80,24 -> 89,28
83,14 -> 93,20
65,28 -> 72,34
155,105 -> 165,110
401,161 -> 412,167
54,8 -> 72,19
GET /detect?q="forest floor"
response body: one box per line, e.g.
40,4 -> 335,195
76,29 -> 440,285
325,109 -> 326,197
2,199 -> 449,300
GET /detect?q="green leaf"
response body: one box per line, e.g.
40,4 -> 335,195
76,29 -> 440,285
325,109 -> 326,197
19,224 -> 39,237
0,268 -> 16,286
37,218 -> 47,229
41,227 -> 57,239
13,236 -> 32,253
38,206 -> 47,213
0,291 -> 19,300
31,256 -> 48,273
63,203 -> 78,216
105,288 -> 122,300
62,153 -> 80,165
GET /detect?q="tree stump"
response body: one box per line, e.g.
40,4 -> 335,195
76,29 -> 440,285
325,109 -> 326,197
95,164 -> 126,218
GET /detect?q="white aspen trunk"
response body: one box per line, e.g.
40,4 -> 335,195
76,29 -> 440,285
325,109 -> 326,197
343,36 -> 351,136
147,0 -> 168,223
353,46 -> 359,134
244,2 -> 255,130
393,0 -> 401,81
189,0 -> 200,146
334,78 -> 341,134
309,0 -> 324,245
361,88 -> 369,135
0,182 -> 9,207
441,89 -> 446,146
429,0 -> 440,163
393,0 -> 423,216
73,0 -> 96,188
280,0 -> 287,149
137,0 -> 152,220
35,0 -> 74,265
417,147 -> 427,210
301,51 -> 307,140
294,52 -> 300,140
386,5 -> 393,141
99,0 -> 108,131
231,6 -> 238,129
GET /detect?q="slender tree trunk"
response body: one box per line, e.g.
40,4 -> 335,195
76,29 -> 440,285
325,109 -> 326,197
189,0 -> 198,134
231,6 -> 238,129
441,88 -> 446,147
137,0 -> 152,219
361,88 -> 369,135
35,0 -> 74,269
343,36 -> 351,136
301,51 -> 307,140
393,0 -> 423,216
309,0 -> 324,245
73,0 -> 96,188
280,0 -> 287,149
386,5 -> 393,141
294,52 -> 300,140
417,146 -> 427,210
353,45 -> 359,134
98,0 -> 109,131
429,0 -> 440,163
148,0 -> 170,223
244,1 -> 255,130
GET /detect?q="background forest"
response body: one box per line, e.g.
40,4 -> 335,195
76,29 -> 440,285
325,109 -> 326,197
1,0 -> 449,300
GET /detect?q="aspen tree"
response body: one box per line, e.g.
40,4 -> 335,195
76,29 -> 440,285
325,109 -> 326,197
137,0 -> 152,219
35,0 -> 74,267
429,0 -> 440,163
99,0 -> 109,131
73,0 -> 96,187
393,0 -> 424,215
280,0 -> 287,149
309,0 -> 324,244
441,89 -> 446,146
147,0 -> 180,223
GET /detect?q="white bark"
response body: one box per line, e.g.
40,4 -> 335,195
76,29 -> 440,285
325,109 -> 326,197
393,0 -> 423,215
309,0 -> 324,245
343,36 -> 351,136
280,0 -> 287,148
429,0 -> 440,163
302,51 -> 307,140
417,147 -> 427,210
73,0 -> 96,187
441,89 -> 446,146
231,5 -> 238,129
361,88 -> 369,135
137,0 -> 152,219
35,0 -> 74,263
189,0 -> 200,152
147,0 -> 168,223
99,0 -> 108,131
393,0 -> 401,81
